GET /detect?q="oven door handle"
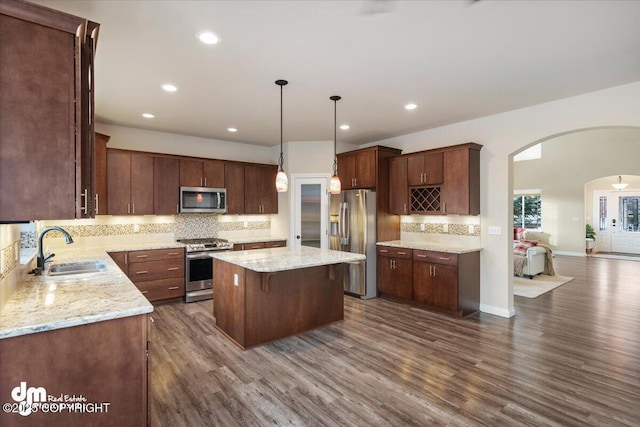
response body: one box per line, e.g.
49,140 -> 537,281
186,253 -> 214,260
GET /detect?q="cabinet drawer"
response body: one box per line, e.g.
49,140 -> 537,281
135,278 -> 184,302
128,258 -> 184,281
413,250 -> 458,266
265,240 -> 286,248
128,248 -> 184,263
377,246 -> 412,259
245,242 -> 266,250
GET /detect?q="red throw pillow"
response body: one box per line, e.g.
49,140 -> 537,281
514,241 -> 535,256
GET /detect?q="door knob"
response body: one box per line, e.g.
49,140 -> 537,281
296,235 -> 301,239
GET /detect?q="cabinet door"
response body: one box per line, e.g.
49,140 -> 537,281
107,150 -> 131,215
354,150 -> 376,188
153,157 -> 180,215
424,152 -> 443,185
260,166 -> 278,214
412,262 -> 434,305
432,264 -> 458,311
179,159 -> 204,187
94,133 -> 110,215
108,251 -> 128,273
442,147 -> 480,215
389,157 -> 408,214
130,154 -> 154,215
376,255 -> 393,295
0,9 -> 85,221
406,155 -> 425,186
244,165 -> 262,214
337,154 -> 356,190
202,159 -> 225,188
377,256 -> 412,300
225,162 -> 244,214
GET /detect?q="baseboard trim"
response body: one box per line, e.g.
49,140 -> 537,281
479,303 -> 515,318
554,251 -> 586,257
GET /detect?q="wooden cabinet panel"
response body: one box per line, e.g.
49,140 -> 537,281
260,166 -> 278,214
377,246 -> 413,300
128,248 -> 184,263
203,159 -> 225,188
355,150 -> 376,188
0,4 -> 95,221
407,152 -> 443,186
108,251 -> 128,273
432,264 -> 458,312
377,245 -> 412,259
244,165 -> 278,214
412,262 -> 434,305
107,150 -> 132,215
94,133 -> 110,215
131,154 -> 154,215
128,258 -> 184,282
265,240 -> 286,248
135,277 -> 185,301
245,242 -> 266,250
180,158 -> 204,187
154,157 -> 180,215
337,154 -> 356,190
413,250 -> 458,266
389,157 -> 408,215
225,162 -> 245,214
442,146 -> 480,215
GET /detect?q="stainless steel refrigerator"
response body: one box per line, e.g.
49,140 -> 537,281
329,189 -> 377,299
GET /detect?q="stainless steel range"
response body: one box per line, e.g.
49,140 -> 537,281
178,238 -> 233,303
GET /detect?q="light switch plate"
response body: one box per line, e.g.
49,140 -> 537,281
488,226 -> 502,235
468,225 -> 475,235
442,223 -> 448,233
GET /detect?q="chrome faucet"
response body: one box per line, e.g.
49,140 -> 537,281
37,226 -> 74,270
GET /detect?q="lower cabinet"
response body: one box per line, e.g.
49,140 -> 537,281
109,247 -> 185,303
377,245 -> 480,317
0,314 -> 150,427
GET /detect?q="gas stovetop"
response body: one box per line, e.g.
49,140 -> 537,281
177,238 -> 233,252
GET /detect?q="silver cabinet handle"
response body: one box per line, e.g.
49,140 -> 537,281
95,194 -> 99,215
136,254 -> 149,258
442,202 -> 446,213
168,286 -> 180,290
416,254 -> 427,258
135,270 -> 149,274
80,188 -> 89,215
200,177 -> 203,186
132,203 -> 135,214
429,265 -> 433,276
127,203 -> 131,214
204,177 -> 207,186
403,203 -> 407,214
141,290 -> 149,294
167,267 -> 179,271
389,259 -> 393,269
397,251 -> 406,255
433,266 -> 437,277
168,252 -> 180,256
176,204 -> 179,214
379,249 -> 388,253
439,257 -> 451,261
124,253 -> 128,265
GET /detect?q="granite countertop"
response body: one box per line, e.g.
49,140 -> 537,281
104,242 -> 186,252
211,246 -> 365,272
377,240 -> 483,254
228,237 -> 288,244
0,247 -> 156,340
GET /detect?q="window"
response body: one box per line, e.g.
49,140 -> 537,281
514,143 -> 542,162
513,193 -> 541,229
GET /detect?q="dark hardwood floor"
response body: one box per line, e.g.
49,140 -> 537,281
150,256 -> 640,426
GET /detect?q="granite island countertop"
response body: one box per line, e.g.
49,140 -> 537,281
210,246 -> 365,272
227,237 -> 288,245
377,240 -> 482,254
0,245 -> 164,340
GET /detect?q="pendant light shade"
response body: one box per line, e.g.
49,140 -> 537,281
329,95 -> 342,195
275,79 -> 288,192
611,175 -> 628,190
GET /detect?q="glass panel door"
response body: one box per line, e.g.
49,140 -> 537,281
301,184 -> 321,248
292,175 -> 329,249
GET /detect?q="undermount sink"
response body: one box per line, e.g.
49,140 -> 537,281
47,261 -> 108,276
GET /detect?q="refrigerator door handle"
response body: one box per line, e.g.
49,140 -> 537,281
339,202 -> 349,245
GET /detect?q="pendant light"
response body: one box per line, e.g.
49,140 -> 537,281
275,79 -> 288,192
611,175 -> 628,191
329,95 -> 342,195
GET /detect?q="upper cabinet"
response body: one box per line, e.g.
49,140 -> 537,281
224,162 -> 245,214
94,133 -> 110,215
337,149 -> 377,190
406,152 -> 443,186
0,0 -> 99,221
393,143 -> 482,216
154,156 -> 180,215
244,165 -> 278,214
180,159 -> 224,188
107,151 -> 154,215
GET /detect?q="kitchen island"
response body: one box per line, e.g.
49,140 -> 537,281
210,246 -> 365,350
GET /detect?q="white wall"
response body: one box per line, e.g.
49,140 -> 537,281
514,128 -> 640,255
364,81 -> 640,318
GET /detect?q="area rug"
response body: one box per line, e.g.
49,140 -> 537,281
513,274 -> 574,298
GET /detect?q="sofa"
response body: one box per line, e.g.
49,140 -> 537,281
513,230 -> 553,279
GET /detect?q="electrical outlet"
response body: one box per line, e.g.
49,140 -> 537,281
233,273 -> 239,286
488,226 -> 501,235
420,223 -> 426,232
468,225 -> 475,235
243,221 -> 248,229
133,224 -> 140,233
442,223 -> 448,233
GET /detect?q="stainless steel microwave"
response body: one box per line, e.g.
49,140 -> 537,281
180,187 -> 226,213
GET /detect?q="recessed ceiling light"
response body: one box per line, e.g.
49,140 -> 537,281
197,31 -> 219,45
340,124 -> 350,130
162,84 -> 177,92
227,128 -> 238,133
141,113 -> 154,119
404,103 -> 417,110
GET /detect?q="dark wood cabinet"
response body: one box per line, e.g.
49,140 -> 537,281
154,157 -> 180,215
337,149 -> 377,189
180,158 -> 225,188
0,1 -> 98,221
108,248 -> 185,303
244,165 -> 278,214
94,133 -> 110,215
107,150 -> 154,215
233,240 -> 286,251
442,145 -> 481,215
376,246 -> 413,300
389,157 -> 409,215
407,152 -> 443,186
225,161 -> 245,214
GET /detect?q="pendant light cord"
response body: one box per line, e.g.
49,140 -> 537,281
330,95 -> 341,175
279,83 -> 284,170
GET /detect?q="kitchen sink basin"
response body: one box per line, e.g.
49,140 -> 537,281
47,261 -> 108,276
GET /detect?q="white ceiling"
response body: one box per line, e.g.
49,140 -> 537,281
33,0 -> 640,147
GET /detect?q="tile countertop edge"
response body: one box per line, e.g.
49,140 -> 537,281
377,240 -> 483,254
211,246 -> 365,273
